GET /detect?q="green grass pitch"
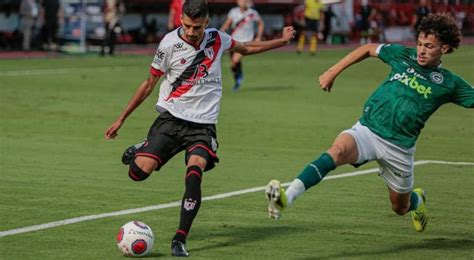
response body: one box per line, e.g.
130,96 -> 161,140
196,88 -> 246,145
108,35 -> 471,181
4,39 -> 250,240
0,46 -> 473,259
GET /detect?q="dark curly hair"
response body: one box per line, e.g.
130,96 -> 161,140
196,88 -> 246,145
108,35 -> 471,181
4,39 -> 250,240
416,13 -> 461,53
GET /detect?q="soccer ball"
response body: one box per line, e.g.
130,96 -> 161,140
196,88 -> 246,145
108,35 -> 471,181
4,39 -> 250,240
117,221 -> 154,257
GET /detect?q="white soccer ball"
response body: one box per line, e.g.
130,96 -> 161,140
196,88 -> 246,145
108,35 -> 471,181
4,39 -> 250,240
117,221 -> 154,257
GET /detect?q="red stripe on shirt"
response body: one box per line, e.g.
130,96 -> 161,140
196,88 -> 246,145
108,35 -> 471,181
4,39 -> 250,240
231,14 -> 255,36
165,33 -> 222,101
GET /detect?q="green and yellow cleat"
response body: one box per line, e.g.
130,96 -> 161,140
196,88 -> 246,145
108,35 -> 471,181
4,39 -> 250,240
265,180 -> 288,220
411,188 -> 428,232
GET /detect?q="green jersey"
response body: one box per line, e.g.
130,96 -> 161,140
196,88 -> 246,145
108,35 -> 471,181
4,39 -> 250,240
359,44 -> 473,148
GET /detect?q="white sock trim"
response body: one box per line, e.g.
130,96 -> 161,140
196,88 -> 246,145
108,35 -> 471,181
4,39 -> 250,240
285,179 -> 306,205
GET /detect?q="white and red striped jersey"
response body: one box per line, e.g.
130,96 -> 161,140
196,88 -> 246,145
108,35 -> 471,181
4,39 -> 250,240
226,7 -> 261,42
150,28 -> 235,124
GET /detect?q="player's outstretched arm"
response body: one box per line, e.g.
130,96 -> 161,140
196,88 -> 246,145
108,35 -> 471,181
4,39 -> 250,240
319,44 -> 379,92
231,26 -> 295,55
220,18 -> 232,32
105,74 -> 160,140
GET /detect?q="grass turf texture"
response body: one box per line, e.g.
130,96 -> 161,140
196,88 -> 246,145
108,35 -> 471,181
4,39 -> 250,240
0,46 -> 473,259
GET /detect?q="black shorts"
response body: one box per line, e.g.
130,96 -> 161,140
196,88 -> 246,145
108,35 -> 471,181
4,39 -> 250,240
305,17 -> 320,32
137,111 -> 219,172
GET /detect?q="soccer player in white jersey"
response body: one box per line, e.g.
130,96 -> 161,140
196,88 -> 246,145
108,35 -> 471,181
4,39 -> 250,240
220,0 -> 264,91
105,0 -> 295,256
266,14 -> 473,233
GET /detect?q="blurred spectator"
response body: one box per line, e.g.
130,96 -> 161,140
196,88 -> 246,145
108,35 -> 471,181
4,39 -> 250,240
453,4 -> 466,32
291,1 -> 305,40
20,0 -> 38,51
356,0 -> 376,44
145,16 -> 158,43
0,2 -> 21,50
101,0 -> 125,56
220,0 -> 264,91
411,0 -> 430,31
373,10 -> 386,43
328,1 -> 351,44
168,0 -> 183,31
378,2 -> 393,27
297,0 -> 325,55
322,4 -> 333,43
40,0 -> 61,51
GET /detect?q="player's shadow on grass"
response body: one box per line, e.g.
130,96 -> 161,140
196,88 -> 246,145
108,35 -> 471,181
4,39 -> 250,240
304,237 -> 474,259
189,223 -> 303,253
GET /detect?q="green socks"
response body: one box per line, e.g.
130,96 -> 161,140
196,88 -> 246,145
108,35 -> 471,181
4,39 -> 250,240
408,191 -> 421,211
297,152 -> 336,190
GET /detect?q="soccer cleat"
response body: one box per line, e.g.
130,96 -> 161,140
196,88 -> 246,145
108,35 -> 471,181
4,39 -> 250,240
232,72 -> 244,92
411,188 -> 428,232
121,140 -> 146,165
171,240 -> 189,257
265,179 -> 288,220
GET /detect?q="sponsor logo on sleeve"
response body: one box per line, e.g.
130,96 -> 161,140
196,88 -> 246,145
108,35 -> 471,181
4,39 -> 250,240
153,49 -> 165,65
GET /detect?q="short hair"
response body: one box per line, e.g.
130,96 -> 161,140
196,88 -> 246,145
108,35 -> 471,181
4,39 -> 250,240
416,13 -> 461,53
183,0 -> 209,19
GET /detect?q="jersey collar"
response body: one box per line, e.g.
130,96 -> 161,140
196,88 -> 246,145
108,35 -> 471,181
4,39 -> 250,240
177,27 -> 205,51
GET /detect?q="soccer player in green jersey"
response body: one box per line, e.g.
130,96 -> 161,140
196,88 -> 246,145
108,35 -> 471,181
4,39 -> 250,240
266,13 -> 473,232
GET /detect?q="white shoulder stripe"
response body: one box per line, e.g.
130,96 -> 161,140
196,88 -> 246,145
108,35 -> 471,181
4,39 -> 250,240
375,44 -> 385,55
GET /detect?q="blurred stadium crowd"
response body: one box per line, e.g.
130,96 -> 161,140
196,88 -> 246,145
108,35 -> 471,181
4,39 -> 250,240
0,0 -> 472,52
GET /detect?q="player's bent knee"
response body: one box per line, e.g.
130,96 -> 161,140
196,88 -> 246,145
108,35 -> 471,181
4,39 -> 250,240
186,145 -> 219,172
129,160 -> 151,181
328,145 -> 345,164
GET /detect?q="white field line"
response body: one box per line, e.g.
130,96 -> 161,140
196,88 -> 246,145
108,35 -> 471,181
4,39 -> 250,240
0,66 -> 139,77
1,160 -> 472,238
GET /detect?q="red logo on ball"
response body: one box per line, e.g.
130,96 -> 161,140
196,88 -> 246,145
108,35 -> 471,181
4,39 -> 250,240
132,239 -> 147,254
116,228 -> 124,243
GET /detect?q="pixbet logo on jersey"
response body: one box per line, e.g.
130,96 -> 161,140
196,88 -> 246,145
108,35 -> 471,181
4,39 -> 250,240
389,70 -> 432,99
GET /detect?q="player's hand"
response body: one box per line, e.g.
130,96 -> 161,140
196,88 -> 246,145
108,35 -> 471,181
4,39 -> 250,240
281,26 -> 296,44
319,70 -> 336,92
105,119 -> 123,140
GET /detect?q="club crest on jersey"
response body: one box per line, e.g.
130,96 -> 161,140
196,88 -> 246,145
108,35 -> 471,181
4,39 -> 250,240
204,47 -> 214,59
430,72 -> 443,84
183,198 -> 197,211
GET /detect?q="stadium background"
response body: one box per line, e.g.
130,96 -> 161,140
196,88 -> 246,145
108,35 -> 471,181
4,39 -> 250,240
0,0 -> 473,54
